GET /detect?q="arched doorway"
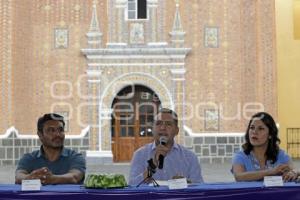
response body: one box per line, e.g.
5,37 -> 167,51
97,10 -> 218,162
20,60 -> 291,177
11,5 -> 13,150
111,85 -> 161,162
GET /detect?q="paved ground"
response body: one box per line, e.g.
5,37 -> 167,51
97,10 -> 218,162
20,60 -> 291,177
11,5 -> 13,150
3,160 -> 300,184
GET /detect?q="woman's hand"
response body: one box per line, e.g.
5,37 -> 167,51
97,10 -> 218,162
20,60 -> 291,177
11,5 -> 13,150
282,170 -> 298,182
269,164 -> 291,176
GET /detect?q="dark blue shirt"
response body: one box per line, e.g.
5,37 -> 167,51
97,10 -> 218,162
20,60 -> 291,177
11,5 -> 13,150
16,146 -> 86,182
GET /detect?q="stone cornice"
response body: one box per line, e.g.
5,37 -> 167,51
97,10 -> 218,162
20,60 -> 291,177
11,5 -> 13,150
86,32 -> 103,37
86,54 -> 187,59
81,47 -> 191,56
170,68 -> 186,75
86,70 -> 102,76
87,63 -> 185,67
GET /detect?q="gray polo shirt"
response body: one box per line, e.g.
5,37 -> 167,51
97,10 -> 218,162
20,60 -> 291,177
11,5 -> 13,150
16,146 -> 86,182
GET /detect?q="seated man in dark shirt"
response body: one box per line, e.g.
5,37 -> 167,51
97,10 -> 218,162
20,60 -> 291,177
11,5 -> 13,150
15,113 -> 86,185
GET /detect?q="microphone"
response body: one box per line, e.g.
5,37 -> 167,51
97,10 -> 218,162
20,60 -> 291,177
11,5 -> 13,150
158,136 -> 167,169
147,158 -> 156,176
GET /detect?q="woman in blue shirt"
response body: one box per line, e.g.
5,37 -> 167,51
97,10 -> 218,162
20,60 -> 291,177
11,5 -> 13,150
232,112 -> 298,182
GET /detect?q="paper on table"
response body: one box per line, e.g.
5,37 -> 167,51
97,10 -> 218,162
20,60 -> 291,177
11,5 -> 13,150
21,179 -> 41,191
154,180 -> 169,186
168,178 -> 188,189
264,176 -> 283,187
149,179 -> 188,189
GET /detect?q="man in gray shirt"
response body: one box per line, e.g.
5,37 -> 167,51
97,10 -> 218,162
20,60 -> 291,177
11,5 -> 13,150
15,113 -> 86,185
129,108 -> 203,185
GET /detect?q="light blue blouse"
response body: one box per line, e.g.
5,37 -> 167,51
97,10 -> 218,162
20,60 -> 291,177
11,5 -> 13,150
129,142 -> 203,185
232,149 -> 291,172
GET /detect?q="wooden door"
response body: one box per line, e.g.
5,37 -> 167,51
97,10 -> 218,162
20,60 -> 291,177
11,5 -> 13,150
111,85 -> 161,162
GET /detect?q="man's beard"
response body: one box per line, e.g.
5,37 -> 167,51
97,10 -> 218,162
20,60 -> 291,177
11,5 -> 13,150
45,139 -> 64,149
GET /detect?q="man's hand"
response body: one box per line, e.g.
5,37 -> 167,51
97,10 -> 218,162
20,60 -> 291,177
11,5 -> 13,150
16,167 -> 52,184
172,175 -> 192,183
16,168 -> 83,185
154,144 -> 169,166
26,167 -> 53,184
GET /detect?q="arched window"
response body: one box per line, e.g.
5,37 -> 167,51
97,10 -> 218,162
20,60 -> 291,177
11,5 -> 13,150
127,0 -> 147,20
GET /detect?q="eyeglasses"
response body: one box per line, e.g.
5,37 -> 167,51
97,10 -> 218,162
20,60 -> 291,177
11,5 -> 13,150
154,120 -> 174,127
44,127 -> 64,134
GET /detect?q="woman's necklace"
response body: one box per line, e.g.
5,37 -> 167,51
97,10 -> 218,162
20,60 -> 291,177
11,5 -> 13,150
249,151 -> 274,171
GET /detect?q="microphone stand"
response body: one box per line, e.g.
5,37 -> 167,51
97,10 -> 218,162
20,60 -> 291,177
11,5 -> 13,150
136,159 -> 160,187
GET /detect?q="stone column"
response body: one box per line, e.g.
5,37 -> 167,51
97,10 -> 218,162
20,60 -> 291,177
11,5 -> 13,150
100,108 -> 113,151
85,69 -> 113,164
87,70 -> 102,151
170,68 -> 186,145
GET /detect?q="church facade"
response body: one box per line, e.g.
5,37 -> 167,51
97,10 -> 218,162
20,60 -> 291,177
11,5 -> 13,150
0,0 -> 277,165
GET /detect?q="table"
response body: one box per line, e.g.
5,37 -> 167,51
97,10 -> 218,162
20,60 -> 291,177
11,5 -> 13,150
1,182 -> 300,200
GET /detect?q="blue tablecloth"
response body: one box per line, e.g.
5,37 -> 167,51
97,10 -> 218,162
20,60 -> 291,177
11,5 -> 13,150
1,182 -> 300,200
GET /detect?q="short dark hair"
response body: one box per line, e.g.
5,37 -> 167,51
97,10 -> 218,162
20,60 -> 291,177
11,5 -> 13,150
242,112 -> 280,164
37,113 -> 65,133
155,108 -> 178,126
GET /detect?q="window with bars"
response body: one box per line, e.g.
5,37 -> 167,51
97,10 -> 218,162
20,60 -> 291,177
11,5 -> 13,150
127,0 -> 147,20
287,128 -> 300,158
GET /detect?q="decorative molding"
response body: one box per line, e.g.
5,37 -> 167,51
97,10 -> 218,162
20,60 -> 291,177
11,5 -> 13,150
204,26 -> 219,48
171,78 -> 185,81
54,28 -> 68,49
106,43 -> 128,47
87,80 -> 101,83
87,32 -> 102,37
87,3 -> 102,48
204,109 -> 219,131
86,55 -> 187,59
87,63 -> 186,67
88,4 -> 101,33
170,1 -> 185,47
171,3 -> 184,33
147,42 -> 168,46
130,23 -> 145,44
170,68 -> 186,75
82,47 -> 191,55
99,72 -> 174,110
86,70 -> 102,77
